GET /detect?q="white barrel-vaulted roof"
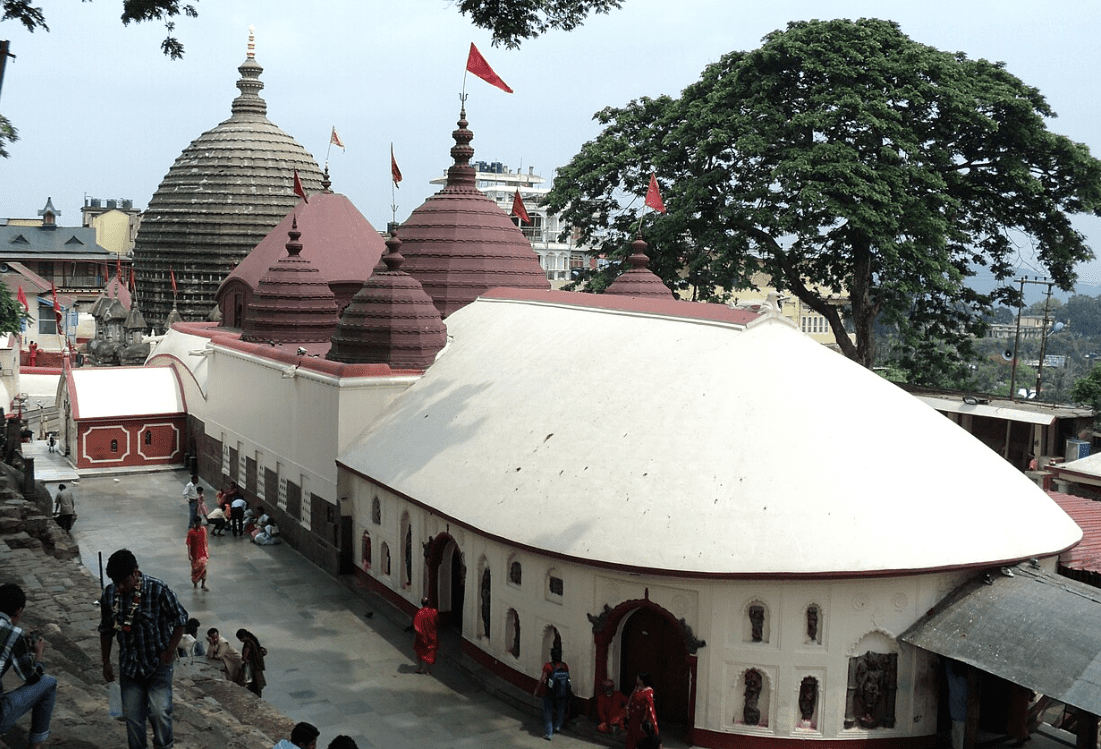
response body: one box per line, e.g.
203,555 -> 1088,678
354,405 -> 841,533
337,290 -> 1081,577
68,367 -> 185,419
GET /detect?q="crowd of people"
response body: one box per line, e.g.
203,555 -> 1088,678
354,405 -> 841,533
34,473 -> 671,749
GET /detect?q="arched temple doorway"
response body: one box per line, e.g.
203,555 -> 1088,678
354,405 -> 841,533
426,533 -> 466,634
592,596 -> 702,743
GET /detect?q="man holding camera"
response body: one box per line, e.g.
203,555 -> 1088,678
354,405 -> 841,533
0,582 -> 57,749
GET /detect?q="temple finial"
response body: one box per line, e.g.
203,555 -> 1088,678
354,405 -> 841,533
247,25 -> 256,59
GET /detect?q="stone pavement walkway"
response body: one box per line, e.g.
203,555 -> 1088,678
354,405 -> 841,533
57,469 -> 615,749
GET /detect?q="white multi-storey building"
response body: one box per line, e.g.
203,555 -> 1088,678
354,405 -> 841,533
430,161 -> 590,282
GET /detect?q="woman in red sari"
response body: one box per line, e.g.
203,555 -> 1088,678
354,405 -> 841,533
185,518 -> 209,590
626,672 -> 660,749
413,597 -> 439,675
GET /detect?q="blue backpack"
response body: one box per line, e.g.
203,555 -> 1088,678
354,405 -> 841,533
549,663 -> 571,700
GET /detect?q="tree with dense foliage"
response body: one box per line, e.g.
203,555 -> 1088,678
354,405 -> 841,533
457,0 -> 622,48
545,19 -> 1101,383
0,284 -> 27,337
1,1 -> 196,157
1,0 -> 197,57
1070,365 -> 1101,412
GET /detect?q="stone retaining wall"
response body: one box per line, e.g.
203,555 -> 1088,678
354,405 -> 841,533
0,472 -> 296,749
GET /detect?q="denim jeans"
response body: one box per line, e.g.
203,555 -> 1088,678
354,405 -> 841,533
120,662 -> 174,749
543,694 -> 566,738
0,673 -> 56,744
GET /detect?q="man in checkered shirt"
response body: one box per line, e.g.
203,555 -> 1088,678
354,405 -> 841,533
0,583 -> 56,748
99,549 -> 188,749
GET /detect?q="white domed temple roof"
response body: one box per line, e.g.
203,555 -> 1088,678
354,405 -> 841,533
337,289 -> 1081,577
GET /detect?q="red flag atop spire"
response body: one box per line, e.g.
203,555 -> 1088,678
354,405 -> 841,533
330,127 -> 344,150
16,286 -> 27,313
511,189 -> 530,225
466,43 -> 513,93
391,144 -> 403,188
170,266 -> 178,296
645,172 -> 666,214
293,169 -> 309,203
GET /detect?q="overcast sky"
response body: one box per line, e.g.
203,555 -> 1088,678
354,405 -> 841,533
2,1 -> 1100,297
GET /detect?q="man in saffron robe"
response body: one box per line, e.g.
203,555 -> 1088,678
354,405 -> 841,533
413,597 -> 439,675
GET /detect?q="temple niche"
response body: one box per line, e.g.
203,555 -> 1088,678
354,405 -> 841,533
737,668 -> 770,727
844,651 -> 898,729
744,601 -> 770,643
797,676 -> 819,729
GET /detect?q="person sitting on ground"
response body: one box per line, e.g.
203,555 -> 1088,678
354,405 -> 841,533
328,736 -> 359,749
272,721 -> 320,749
177,617 -> 205,658
0,583 -> 57,749
597,677 -> 628,733
205,628 -> 243,683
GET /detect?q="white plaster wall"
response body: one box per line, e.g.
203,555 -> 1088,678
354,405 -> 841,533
348,471 -> 1059,744
206,350 -> 414,504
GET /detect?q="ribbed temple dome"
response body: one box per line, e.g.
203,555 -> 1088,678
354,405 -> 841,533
133,31 -> 324,329
397,108 -> 549,318
241,217 -> 340,344
327,232 -> 447,369
604,234 -> 673,299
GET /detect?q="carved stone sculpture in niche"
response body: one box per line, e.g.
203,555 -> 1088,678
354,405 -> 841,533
743,669 -> 762,725
587,604 -> 614,633
844,651 -> 898,729
749,605 -> 765,642
480,569 -> 491,639
807,605 -> 819,643
798,676 -> 818,724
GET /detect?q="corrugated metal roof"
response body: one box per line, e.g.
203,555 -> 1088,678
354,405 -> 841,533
899,564 -> 1101,714
1050,492 -> 1101,575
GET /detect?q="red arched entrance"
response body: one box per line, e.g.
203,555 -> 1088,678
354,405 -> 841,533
426,533 -> 465,634
592,596 -> 700,744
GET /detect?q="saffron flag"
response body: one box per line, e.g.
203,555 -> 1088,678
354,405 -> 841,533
330,127 -> 344,150
293,168 -> 309,203
645,172 -> 666,214
511,189 -> 530,224
50,283 -> 62,331
16,286 -> 27,313
466,43 -> 513,93
170,266 -> 178,295
391,144 -> 402,188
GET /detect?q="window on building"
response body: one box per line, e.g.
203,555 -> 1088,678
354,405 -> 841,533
381,543 -> 391,575
509,560 -> 522,586
372,496 -> 381,525
480,567 -> 491,639
361,531 -> 371,570
110,439 -> 118,453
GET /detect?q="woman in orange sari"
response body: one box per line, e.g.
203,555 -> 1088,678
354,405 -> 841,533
185,518 -> 209,590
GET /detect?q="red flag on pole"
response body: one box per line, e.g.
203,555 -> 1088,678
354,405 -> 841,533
645,172 -> 666,214
466,43 -> 513,93
50,283 -> 62,331
511,189 -> 530,224
330,127 -> 344,150
16,286 -> 27,313
391,144 -> 402,188
293,168 -> 309,203
170,266 -> 178,295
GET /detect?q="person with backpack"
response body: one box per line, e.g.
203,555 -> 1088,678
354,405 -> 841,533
534,646 -> 570,740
